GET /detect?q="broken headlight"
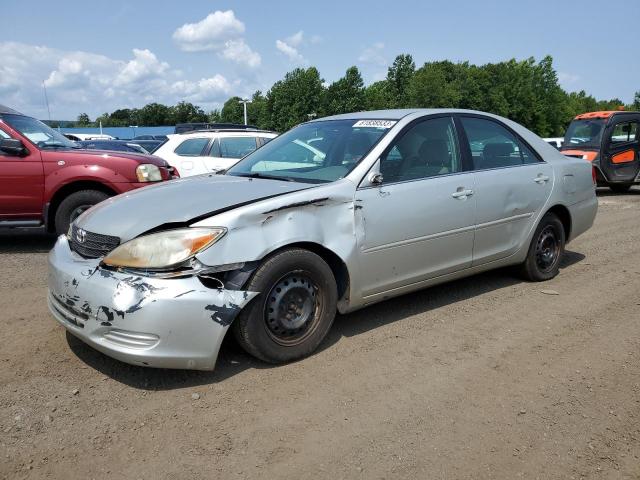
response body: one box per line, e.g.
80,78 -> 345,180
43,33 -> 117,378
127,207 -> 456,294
102,227 -> 226,269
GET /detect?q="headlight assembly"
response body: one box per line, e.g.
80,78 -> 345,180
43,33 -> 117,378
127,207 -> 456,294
102,228 -> 226,269
136,164 -> 163,182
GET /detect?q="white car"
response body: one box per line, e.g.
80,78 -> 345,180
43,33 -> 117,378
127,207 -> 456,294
543,137 -> 564,149
63,133 -> 116,141
153,129 -> 278,176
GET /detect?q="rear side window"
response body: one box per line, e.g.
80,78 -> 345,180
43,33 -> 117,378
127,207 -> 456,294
610,121 -> 638,144
219,137 -> 258,158
174,138 -> 209,156
460,117 -> 539,170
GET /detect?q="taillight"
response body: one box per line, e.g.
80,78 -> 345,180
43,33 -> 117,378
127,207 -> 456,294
592,166 -> 597,185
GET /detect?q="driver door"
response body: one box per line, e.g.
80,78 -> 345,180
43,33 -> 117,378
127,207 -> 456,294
0,127 -> 44,220
601,116 -> 640,183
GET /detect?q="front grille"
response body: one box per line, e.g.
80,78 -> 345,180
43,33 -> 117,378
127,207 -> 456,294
70,224 -> 120,259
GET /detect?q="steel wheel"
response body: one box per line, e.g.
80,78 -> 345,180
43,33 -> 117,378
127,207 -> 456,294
535,225 -> 560,272
264,272 -> 321,346
70,205 -> 92,222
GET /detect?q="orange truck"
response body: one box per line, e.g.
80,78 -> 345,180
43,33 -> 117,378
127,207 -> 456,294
561,110 -> 639,192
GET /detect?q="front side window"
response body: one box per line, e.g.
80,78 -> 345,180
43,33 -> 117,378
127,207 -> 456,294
460,117 -> 538,170
610,121 -> 638,145
174,138 -> 209,156
379,116 -> 461,184
219,137 -> 258,158
227,119 -> 392,184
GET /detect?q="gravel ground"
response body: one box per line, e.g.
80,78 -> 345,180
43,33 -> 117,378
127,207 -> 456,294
1,188 -> 639,479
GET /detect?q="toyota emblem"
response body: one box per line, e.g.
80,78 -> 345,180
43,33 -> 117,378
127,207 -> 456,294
75,228 -> 87,244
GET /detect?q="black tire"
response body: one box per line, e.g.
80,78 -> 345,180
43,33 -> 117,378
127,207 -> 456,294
54,190 -> 109,235
519,212 -> 565,282
232,248 -> 338,364
609,183 -> 632,194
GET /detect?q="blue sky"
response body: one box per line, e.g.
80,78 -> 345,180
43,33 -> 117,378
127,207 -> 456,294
1,0 -> 636,119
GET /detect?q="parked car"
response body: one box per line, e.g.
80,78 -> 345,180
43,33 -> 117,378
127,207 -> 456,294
543,137 -> 564,149
64,133 -> 115,141
78,140 -> 150,154
561,110 -> 640,192
132,135 -> 168,141
48,109 -> 597,370
153,129 -> 277,176
0,105 -> 178,235
127,139 -> 166,153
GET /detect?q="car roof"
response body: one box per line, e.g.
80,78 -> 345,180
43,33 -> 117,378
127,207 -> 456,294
314,108 -> 513,122
0,104 -> 25,115
175,130 -> 278,138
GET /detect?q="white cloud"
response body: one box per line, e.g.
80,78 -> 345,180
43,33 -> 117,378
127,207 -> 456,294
358,42 -> 387,67
558,72 -> 580,85
275,31 -> 307,64
221,39 -> 261,69
1,42 -> 233,119
172,10 -> 261,69
173,10 -> 244,51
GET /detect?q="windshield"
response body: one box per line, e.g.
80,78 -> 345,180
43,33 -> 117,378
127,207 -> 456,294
1,114 -> 79,149
226,119 -> 394,183
563,119 -> 605,149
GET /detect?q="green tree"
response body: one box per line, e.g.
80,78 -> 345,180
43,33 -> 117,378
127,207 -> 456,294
364,81 -> 392,110
76,113 -> 91,126
323,66 -> 366,116
220,96 -> 245,124
208,109 -> 222,123
136,103 -> 172,126
386,54 -> 415,108
632,91 -> 640,111
169,101 -> 207,124
249,91 -> 269,128
266,67 -> 325,131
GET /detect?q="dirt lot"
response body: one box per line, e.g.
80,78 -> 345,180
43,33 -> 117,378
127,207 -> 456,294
1,188 -> 639,479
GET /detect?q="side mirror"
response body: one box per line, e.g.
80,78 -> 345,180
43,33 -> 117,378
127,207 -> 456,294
0,138 -> 26,156
368,172 -> 384,185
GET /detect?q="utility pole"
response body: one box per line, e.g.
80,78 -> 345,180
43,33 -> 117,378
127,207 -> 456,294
238,99 -> 251,125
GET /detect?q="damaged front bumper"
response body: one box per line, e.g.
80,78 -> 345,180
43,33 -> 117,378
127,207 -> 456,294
47,236 -> 257,370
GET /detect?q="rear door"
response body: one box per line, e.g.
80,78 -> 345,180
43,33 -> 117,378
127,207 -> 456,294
204,136 -> 259,172
457,115 -> 553,265
600,115 -> 640,183
0,126 -> 44,219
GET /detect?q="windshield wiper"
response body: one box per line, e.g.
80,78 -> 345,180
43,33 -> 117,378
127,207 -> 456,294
232,172 -> 297,182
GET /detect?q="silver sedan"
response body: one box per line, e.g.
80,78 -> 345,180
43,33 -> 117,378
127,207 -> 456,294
48,109 -> 598,370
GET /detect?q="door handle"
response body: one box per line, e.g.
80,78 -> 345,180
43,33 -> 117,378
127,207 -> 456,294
534,174 -> 550,184
451,188 -> 474,199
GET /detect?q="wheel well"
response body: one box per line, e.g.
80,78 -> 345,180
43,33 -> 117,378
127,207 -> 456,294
47,181 -> 116,232
270,242 -> 351,304
546,204 -> 572,241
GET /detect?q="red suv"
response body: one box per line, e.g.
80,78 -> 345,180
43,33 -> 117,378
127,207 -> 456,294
0,105 -> 177,235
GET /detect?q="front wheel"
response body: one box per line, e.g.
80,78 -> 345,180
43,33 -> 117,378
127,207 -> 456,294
232,248 -> 338,364
54,190 -> 109,235
519,212 -> 565,282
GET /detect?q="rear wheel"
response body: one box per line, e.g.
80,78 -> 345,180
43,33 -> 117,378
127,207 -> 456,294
54,190 -> 109,235
519,212 -> 565,282
609,183 -> 632,194
232,248 -> 338,364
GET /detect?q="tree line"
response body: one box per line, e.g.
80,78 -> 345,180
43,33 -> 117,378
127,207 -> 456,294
73,54 -> 640,138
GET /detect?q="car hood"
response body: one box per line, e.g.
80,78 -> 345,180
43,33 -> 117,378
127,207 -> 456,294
76,174 -> 313,241
41,148 -> 168,166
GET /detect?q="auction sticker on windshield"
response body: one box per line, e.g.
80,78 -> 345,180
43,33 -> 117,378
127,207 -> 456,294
352,120 -> 397,129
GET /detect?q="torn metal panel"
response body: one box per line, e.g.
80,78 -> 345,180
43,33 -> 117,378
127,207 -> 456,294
48,236 -> 257,371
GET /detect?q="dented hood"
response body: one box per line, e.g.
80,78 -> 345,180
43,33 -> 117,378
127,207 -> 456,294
76,174 -> 312,241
